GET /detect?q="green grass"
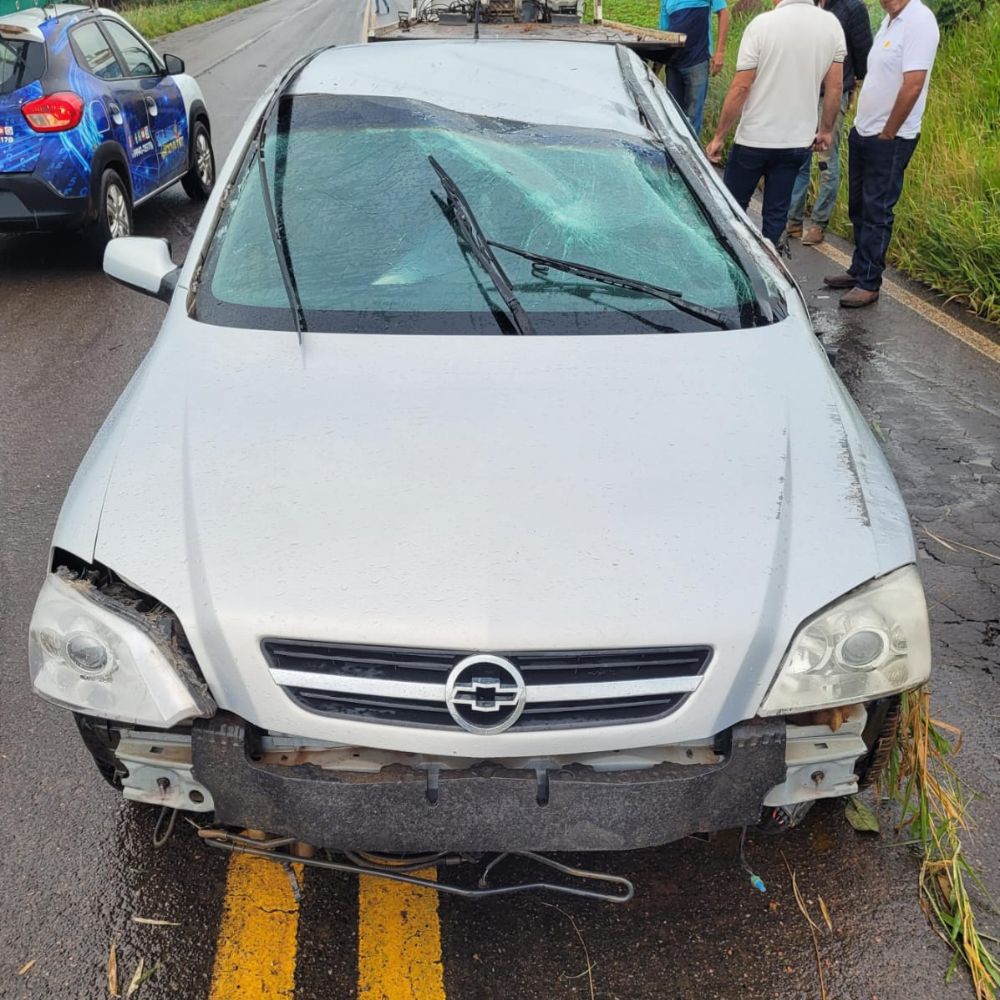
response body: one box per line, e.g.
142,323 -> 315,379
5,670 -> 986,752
600,0 -> 1000,324
595,0 -> 658,26
831,5 -> 1000,323
121,0 -> 269,39
834,1 -> 1000,322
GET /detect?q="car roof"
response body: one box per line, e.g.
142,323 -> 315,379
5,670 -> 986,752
291,41 -> 649,138
0,3 -> 90,42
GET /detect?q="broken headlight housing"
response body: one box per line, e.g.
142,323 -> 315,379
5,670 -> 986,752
759,565 -> 931,715
28,570 -> 216,727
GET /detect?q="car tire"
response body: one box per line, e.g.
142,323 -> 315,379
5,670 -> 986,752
87,167 -> 133,251
182,121 -> 215,201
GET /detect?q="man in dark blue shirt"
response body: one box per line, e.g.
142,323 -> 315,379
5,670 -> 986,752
661,0 -> 730,135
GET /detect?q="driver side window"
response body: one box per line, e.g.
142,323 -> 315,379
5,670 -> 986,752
103,20 -> 161,77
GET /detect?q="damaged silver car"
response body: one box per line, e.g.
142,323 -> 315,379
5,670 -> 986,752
29,39 -> 930,895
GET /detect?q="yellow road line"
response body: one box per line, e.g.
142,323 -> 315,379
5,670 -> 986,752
813,240 -> 1000,366
209,854 -> 303,999
357,868 -> 446,1000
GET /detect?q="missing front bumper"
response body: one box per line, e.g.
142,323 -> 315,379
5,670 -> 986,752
191,714 -> 786,852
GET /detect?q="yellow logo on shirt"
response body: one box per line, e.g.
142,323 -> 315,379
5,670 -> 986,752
883,39 -> 892,46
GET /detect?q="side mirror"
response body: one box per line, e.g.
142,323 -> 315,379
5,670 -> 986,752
104,237 -> 181,303
163,52 -> 185,76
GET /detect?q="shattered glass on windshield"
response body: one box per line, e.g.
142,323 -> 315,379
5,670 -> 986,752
198,95 -> 755,334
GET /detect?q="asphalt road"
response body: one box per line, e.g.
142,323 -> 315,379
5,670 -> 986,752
1,4 -> 998,996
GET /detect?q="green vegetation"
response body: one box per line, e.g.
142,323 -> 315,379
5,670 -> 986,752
885,688 -> 1000,1000
594,0 -> 658,25
933,0 -> 990,29
846,1 -> 1000,322
120,0 -> 268,39
601,0 -> 1000,323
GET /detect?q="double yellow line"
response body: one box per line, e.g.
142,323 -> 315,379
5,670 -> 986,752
208,854 -> 446,999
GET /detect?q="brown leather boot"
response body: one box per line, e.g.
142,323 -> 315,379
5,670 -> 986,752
840,287 -> 880,308
785,221 -> 803,239
801,225 -> 825,245
823,272 -> 857,289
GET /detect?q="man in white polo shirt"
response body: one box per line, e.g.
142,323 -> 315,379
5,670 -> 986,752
825,0 -> 939,307
705,0 -> 846,247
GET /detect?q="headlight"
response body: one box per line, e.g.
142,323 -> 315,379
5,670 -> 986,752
759,565 -> 930,715
29,571 -> 215,727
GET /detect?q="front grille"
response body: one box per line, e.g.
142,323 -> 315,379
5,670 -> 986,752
263,640 -> 712,732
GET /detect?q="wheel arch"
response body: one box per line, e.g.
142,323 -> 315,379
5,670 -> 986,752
88,142 -> 132,219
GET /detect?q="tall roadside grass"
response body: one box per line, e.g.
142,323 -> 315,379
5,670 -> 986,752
119,0 -> 269,39
840,1 -> 1000,322
584,0 -> 659,25
603,0 -> 1000,324
589,0 -> 659,25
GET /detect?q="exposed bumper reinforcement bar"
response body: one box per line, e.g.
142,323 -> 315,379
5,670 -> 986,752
191,714 -> 786,853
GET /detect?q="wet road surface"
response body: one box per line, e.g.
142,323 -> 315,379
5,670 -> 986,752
1,7 -> 998,995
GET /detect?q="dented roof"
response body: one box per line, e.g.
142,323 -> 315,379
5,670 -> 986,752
291,41 -> 649,137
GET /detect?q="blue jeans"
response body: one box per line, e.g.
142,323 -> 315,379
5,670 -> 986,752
847,128 -> 919,291
724,144 -> 812,245
787,94 -> 849,228
666,60 -> 710,136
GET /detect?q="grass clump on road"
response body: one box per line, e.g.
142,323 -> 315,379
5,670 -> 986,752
885,687 -> 1000,1000
121,0 -> 268,39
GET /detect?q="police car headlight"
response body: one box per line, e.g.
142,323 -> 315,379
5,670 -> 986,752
759,565 -> 931,715
29,572 -> 215,728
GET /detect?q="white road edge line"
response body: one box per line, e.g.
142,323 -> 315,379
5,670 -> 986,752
746,191 -> 1000,365
811,241 -> 1000,366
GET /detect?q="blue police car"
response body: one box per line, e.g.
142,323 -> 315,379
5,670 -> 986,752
0,1 -> 213,245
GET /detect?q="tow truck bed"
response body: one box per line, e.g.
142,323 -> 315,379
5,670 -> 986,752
368,6 -> 685,62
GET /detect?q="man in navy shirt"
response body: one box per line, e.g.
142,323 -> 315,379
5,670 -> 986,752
661,0 -> 730,135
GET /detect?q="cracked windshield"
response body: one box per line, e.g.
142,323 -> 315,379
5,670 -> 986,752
200,95 -> 754,333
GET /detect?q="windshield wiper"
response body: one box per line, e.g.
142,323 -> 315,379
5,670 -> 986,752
255,98 -> 307,338
613,44 -> 772,327
429,156 -> 535,336
488,242 -> 732,330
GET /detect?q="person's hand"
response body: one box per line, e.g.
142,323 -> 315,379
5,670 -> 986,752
877,130 -> 896,140
710,51 -> 725,76
705,136 -> 725,163
812,129 -> 832,152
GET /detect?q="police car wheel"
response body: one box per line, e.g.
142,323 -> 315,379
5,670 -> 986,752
90,169 -> 133,247
182,122 -> 215,201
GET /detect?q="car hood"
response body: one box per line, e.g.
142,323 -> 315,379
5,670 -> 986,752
70,312 -> 914,748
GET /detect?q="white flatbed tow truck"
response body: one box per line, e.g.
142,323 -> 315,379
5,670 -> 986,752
366,0 -> 686,64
